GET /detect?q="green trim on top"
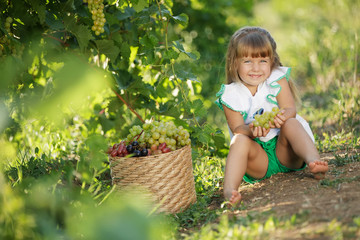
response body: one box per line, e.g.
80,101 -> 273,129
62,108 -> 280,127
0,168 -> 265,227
266,67 -> 291,105
215,84 -> 226,110
215,84 -> 248,120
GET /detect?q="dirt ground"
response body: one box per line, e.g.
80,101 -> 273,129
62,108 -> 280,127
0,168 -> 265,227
212,150 -> 360,239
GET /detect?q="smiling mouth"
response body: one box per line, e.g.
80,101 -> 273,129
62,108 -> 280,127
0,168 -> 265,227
249,74 -> 262,78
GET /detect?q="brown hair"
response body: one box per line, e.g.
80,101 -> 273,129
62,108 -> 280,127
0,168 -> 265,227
225,26 -> 299,102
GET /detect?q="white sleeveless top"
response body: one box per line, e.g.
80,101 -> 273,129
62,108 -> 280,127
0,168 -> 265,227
216,67 -> 315,142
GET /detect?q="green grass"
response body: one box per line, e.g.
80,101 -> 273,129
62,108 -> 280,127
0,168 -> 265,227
1,0 -> 360,238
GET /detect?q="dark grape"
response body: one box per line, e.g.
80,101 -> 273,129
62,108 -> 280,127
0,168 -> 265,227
140,148 -> 148,156
126,144 -> 134,153
133,149 -> 141,157
132,141 -> 139,148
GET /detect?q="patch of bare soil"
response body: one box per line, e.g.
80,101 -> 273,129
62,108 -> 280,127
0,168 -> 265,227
212,150 -> 360,239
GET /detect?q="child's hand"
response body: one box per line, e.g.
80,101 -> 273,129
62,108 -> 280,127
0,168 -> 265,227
269,110 -> 286,128
249,123 -> 271,137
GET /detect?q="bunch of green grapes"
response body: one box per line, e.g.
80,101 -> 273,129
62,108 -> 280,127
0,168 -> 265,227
0,17 -> 12,56
125,120 -> 191,155
83,0 -> 106,36
253,107 -> 281,129
0,17 -> 24,57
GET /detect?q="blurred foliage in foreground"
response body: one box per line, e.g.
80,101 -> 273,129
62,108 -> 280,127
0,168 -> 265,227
1,0 -> 360,239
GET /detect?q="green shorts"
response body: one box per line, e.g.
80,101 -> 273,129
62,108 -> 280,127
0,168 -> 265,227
243,136 -> 306,184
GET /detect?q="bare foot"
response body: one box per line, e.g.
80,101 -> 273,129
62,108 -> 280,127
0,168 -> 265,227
229,190 -> 242,206
308,160 -> 329,179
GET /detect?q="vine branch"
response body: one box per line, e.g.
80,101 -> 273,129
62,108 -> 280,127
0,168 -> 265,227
112,88 -> 145,123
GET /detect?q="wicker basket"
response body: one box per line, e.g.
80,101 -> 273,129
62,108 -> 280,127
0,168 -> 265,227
109,145 -> 197,213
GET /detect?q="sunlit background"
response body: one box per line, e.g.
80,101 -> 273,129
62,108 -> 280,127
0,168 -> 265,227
0,0 -> 359,239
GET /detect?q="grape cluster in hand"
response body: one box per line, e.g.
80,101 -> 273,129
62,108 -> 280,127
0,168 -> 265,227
83,0 -> 106,36
252,107 -> 281,129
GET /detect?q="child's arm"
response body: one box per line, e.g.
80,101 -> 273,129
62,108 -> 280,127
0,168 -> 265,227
223,105 -> 270,138
272,77 -> 297,128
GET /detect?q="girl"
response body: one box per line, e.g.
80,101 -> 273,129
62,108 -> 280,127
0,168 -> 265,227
215,26 -> 329,205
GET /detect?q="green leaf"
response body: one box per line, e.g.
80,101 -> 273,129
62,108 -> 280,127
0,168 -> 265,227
63,0 -> 76,12
95,40 -> 120,63
175,68 -> 198,82
99,115 -> 115,133
129,46 -> 139,65
172,41 -> 199,60
193,125 -> 211,144
115,70 -> 133,90
63,16 -> 93,51
172,13 -> 188,26
115,7 -> 135,21
45,12 -> 64,30
120,42 -> 131,60
133,0 -> 148,13
28,0 -> 46,24
139,34 -> 158,48
159,103 -> 181,118
183,101 -> 192,114
163,48 -> 179,60
212,129 -> 226,150
192,99 -> 203,111
193,99 -> 207,119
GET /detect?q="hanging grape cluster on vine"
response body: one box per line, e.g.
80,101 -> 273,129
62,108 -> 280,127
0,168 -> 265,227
0,17 -> 24,57
83,0 -> 106,35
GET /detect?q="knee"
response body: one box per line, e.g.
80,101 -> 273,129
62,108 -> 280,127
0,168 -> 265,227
282,117 -> 301,132
230,133 -> 252,146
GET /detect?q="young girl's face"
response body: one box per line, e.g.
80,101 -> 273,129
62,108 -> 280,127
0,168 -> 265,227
236,56 -> 271,89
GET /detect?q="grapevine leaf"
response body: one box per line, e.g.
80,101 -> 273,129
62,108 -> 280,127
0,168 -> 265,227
163,49 -> 179,60
63,16 -> 93,51
175,68 -> 198,82
159,102 -> 181,117
196,107 -> 207,119
193,126 -> 211,144
133,0 -> 148,13
164,0 -> 173,8
129,46 -> 138,65
154,79 -> 168,98
212,129 -> 227,150
120,42 -> 131,59
114,70 -> 133,90
192,99 -> 203,111
99,115 -> 115,133
95,40 -> 120,63
45,12 -> 64,30
115,7 -> 135,21
171,13 -> 188,26
63,0 -> 76,12
172,41 -> 199,60
139,34 -> 158,48
192,99 -> 207,119
159,6 -> 171,17
183,101 -> 192,114
28,0 -> 46,24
